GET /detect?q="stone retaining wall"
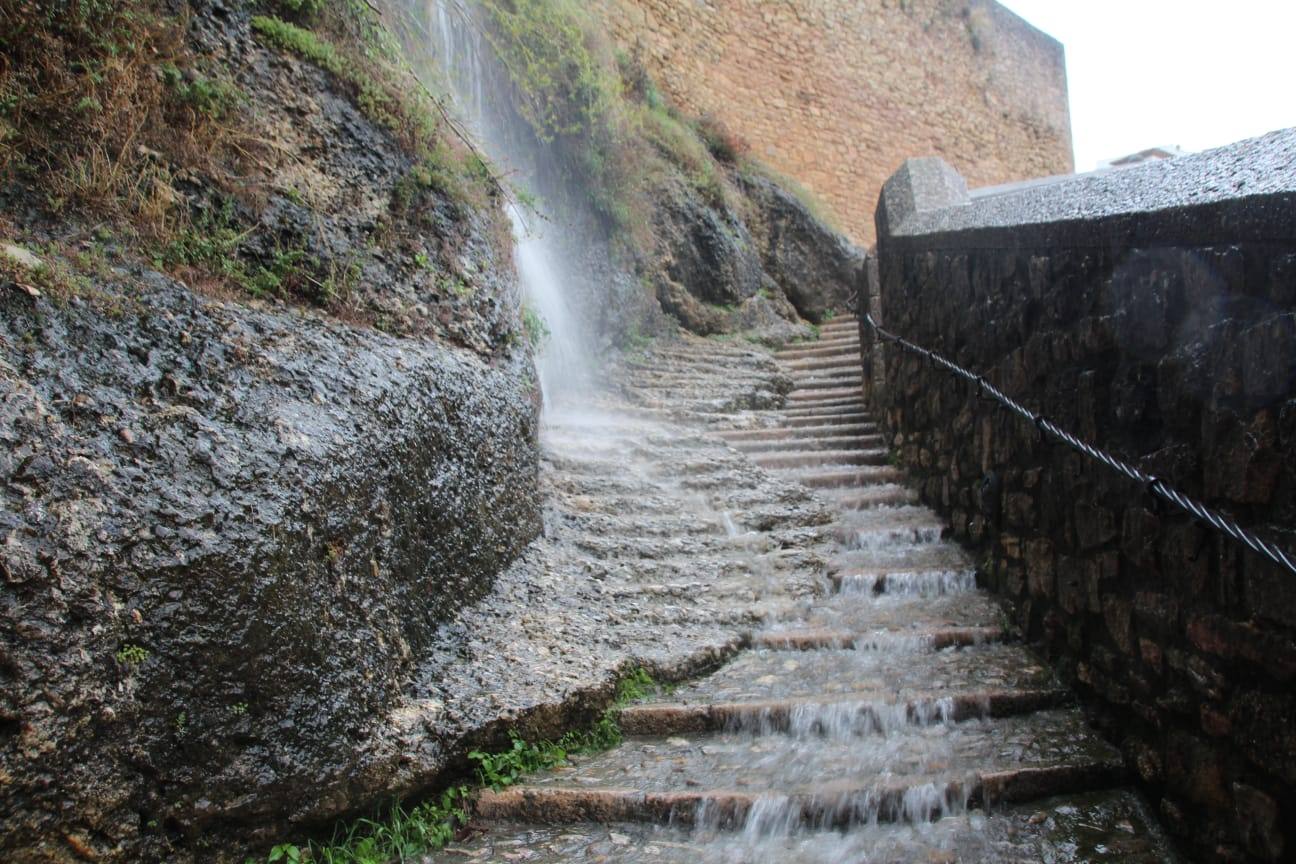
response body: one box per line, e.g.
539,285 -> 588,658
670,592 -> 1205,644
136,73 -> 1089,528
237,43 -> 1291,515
596,0 -> 1073,245
868,132 -> 1296,863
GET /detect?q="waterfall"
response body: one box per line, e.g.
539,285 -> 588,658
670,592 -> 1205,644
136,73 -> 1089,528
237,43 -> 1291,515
419,0 -> 595,411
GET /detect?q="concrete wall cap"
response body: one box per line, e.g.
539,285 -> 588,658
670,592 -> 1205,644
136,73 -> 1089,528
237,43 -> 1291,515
877,158 -> 972,237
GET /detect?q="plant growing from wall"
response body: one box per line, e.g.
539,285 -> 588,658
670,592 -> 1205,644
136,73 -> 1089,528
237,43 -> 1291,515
245,667 -> 664,863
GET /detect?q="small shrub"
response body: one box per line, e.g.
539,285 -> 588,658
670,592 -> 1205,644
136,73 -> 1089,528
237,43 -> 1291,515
696,112 -> 748,164
115,644 -> 149,666
159,63 -> 243,120
521,303 -> 550,350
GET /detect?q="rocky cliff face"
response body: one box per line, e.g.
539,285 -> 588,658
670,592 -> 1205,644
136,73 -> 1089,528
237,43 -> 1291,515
1,2 -> 540,861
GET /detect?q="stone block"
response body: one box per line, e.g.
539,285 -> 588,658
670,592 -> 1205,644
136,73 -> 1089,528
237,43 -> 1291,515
1085,551 -> 1118,614
1200,703 -> 1231,738
1121,507 -> 1160,572
1125,736 -> 1163,784
1074,502 -> 1116,549
1165,731 -> 1230,810
1232,782 -> 1286,862
1133,591 -> 1179,637
1187,614 -> 1296,682
1102,595 -> 1134,653
1139,637 -> 1164,674
1230,690 -> 1296,783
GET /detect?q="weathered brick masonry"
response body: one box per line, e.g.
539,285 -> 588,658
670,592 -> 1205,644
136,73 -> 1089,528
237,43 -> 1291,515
596,0 -> 1073,245
867,133 -> 1296,863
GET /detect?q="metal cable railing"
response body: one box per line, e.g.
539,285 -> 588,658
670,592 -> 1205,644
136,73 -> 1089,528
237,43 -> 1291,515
861,312 -> 1296,578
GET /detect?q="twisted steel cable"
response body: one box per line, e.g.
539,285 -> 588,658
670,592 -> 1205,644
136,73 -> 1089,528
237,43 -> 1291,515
861,313 -> 1296,578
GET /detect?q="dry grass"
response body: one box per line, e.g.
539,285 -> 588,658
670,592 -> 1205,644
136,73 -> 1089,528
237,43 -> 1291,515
0,0 -> 243,243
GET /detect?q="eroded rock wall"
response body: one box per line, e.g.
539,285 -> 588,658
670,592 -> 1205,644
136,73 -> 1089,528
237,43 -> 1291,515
870,137 -> 1296,862
0,3 -> 542,861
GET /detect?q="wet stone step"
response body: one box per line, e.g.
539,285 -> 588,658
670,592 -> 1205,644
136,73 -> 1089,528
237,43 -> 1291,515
784,355 -> 860,372
729,433 -> 885,453
753,625 -> 1005,652
560,517 -> 724,540
431,789 -> 1174,863
788,373 -> 864,390
786,466 -> 905,488
781,404 -> 870,420
815,483 -> 921,509
788,386 -> 863,402
832,504 -> 949,540
716,421 -> 878,440
776,343 -> 861,361
789,587 -> 1008,633
780,408 -> 873,424
515,710 -> 1118,793
829,541 -> 972,573
750,449 -> 888,469
832,568 -> 978,598
480,712 -> 1123,825
660,643 -> 1056,703
617,687 -> 1072,736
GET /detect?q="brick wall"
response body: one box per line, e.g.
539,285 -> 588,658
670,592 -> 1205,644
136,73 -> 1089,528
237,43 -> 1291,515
869,141 -> 1296,863
596,0 -> 1073,245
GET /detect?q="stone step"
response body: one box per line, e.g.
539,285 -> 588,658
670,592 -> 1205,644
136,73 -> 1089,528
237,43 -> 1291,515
788,466 -> 905,488
477,746 -> 1124,829
782,403 -> 869,420
664,642 -> 1055,704
776,341 -> 861,361
716,421 -> 877,440
828,542 -> 972,574
784,400 -> 870,418
820,318 -> 858,331
753,625 -> 1005,652
751,449 -> 888,470
623,367 -> 779,385
787,385 -> 862,403
814,483 -> 919,509
729,434 -> 884,453
432,788 -> 1175,862
618,687 -> 1072,736
784,354 -> 860,373
788,373 -> 864,390
831,567 -> 978,597
801,588 -> 1008,635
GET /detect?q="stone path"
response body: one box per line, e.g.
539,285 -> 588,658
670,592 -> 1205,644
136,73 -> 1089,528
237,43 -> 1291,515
424,319 -> 1177,862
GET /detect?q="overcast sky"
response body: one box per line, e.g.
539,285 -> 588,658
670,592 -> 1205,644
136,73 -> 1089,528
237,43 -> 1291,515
997,0 -> 1296,171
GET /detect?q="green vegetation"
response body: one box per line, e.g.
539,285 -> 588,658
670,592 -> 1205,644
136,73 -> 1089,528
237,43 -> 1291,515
472,0 -> 741,241
246,667 -> 664,864
468,666 -> 658,788
0,0 -> 233,234
159,63 -> 242,120
156,204 -> 336,304
620,323 -> 653,355
115,644 -> 149,666
250,12 -> 491,211
520,303 -> 550,350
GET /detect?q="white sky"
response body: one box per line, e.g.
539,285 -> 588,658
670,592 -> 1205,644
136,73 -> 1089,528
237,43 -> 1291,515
996,0 -> 1296,171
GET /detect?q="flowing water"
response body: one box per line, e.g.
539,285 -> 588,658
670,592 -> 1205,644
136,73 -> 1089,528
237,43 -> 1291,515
406,9 -> 1177,860
421,0 -> 597,408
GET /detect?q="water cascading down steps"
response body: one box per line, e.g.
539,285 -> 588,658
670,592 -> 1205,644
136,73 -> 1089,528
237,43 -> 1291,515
429,317 -> 1176,862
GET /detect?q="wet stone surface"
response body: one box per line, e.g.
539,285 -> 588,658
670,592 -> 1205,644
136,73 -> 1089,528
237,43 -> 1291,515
428,790 -> 1175,863
432,320 -> 1169,862
524,710 -> 1118,794
662,644 -> 1056,703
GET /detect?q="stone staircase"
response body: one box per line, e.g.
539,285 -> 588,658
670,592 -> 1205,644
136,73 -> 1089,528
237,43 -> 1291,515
425,318 -> 1176,862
